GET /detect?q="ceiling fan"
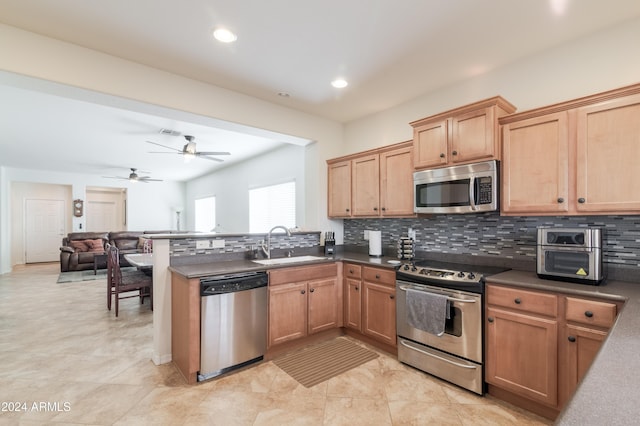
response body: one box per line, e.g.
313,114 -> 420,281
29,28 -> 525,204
103,168 -> 163,183
147,135 -> 231,162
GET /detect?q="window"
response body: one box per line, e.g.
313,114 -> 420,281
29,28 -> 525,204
249,181 -> 296,233
194,196 -> 216,233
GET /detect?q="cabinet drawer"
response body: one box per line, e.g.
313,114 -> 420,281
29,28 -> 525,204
565,297 -> 617,328
344,263 -> 362,279
362,266 -> 395,286
487,285 -> 558,317
269,263 -> 337,286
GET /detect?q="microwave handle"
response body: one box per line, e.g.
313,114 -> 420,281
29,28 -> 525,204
469,176 -> 477,211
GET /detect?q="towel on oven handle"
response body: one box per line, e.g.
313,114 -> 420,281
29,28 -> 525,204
405,288 -> 450,336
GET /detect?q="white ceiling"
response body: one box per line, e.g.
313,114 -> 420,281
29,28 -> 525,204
1,0 -> 640,181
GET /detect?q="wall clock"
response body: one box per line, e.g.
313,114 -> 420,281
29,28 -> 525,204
73,199 -> 84,217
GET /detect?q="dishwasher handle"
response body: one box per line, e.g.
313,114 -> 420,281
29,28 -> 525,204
200,272 -> 268,296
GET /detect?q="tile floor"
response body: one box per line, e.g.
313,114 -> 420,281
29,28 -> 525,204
0,263 -> 552,425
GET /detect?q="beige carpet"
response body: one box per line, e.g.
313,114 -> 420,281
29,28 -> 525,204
273,337 -> 379,388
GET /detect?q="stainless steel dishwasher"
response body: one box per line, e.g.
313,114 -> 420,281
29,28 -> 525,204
198,271 -> 268,382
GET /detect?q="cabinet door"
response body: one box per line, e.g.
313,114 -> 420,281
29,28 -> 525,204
351,154 -> 380,216
501,112 -> 570,214
362,281 -> 396,347
268,282 -> 307,347
328,160 -> 352,217
558,324 -> 607,408
576,93 -> 640,213
379,145 -> 414,217
486,307 -> 558,407
308,277 -> 339,334
451,106 -> 495,163
413,119 -> 449,169
344,278 -> 362,331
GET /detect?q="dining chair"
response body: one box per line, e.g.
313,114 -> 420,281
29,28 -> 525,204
107,245 -> 153,317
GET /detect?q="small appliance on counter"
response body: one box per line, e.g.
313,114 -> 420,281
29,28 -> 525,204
368,230 -> 382,257
537,226 -> 604,285
397,237 -> 415,260
324,232 -> 335,255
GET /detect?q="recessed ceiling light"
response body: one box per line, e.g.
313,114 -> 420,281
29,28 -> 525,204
213,28 -> 237,43
277,92 -> 290,98
331,79 -> 348,89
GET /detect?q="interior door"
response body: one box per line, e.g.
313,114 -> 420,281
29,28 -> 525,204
86,200 -> 118,231
25,199 -> 65,263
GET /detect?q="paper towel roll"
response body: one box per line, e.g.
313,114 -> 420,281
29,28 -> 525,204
369,230 -> 382,257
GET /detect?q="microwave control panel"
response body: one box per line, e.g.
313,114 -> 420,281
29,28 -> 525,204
477,177 -> 493,204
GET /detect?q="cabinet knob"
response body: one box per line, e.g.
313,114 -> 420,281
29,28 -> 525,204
568,336 -> 576,343
355,286 -> 359,291
557,197 -> 564,203
349,269 -> 354,274
346,208 -> 350,212
381,207 -> 386,211
452,150 -> 458,156
514,298 -> 522,304
439,153 -> 445,158
578,198 -> 586,203
301,290 -> 306,295
373,207 -> 378,211
310,288 -> 315,293
488,317 -> 494,323
375,274 -> 380,279
585,310 -> 594,318
390,295 -> 395,300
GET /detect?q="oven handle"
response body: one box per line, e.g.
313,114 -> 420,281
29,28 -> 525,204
399,339 -> 478,370
397,285 -> 477,304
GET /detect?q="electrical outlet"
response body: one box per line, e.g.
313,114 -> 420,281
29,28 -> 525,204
196,240 -> 210,249
408,228 -> 416,240
364,230 -> 370,240
211,239 -> 225,248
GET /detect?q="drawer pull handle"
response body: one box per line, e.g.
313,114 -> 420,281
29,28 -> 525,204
568,336 -> 576,343
488,317 -> 494,323
578,198 -> 586,203
514,298 -> 522,304
585,310 -> 594,318
376,274 -> 380,279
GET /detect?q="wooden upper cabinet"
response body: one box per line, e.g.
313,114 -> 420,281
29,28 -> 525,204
327,141 -> 415,218
327,160 -> 351,217
379,144 -> 414,216
411,96 -> 516,170
501,112 -> 570,214
575,93 -> 640,213
351,154 -> 380,216
500,83 -> 640,216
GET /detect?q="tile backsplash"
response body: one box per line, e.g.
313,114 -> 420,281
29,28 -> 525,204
344,213 -> 640,267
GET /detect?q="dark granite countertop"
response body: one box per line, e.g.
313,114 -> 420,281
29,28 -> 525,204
167,251 -> 400,279
487,270 -> 640,425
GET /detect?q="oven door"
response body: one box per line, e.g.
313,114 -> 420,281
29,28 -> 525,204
396,281 -> 482,363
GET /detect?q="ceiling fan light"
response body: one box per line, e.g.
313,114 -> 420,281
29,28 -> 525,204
213,28 -> 237,43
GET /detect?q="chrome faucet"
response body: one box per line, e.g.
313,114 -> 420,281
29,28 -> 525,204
261,225 -> 292,258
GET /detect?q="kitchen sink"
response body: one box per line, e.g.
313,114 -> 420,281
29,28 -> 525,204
252,255 -> 327,266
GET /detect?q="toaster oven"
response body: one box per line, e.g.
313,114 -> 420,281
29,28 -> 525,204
536,227 -> 604,285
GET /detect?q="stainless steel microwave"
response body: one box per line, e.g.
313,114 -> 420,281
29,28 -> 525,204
536,227 -> 604,285
413,160 -> 498,214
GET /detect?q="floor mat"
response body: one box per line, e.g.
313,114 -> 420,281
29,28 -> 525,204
273,337 -> 379,388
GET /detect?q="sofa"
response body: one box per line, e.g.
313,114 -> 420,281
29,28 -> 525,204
59,231 -> 154,272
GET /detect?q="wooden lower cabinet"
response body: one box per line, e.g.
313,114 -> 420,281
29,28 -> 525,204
362,281 -> 396,346
268,263 -> 339,348
485,306 -> 558,407
343,263 -> 397,348
486,283 -> 621,419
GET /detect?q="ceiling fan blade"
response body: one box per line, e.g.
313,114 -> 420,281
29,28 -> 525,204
196,151 -> 231,156
196,155 -> 225,162
102,176 -> 128,180
139,177 -> 163,182
146,141 -> 182,152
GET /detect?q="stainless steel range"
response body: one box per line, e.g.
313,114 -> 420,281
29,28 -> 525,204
396,260 -> 507,394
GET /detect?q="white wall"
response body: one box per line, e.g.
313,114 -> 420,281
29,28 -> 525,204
6,167 -> 185,268
343,18 -> 640,153
0,23 -> 344,273
185,144 -> 306,233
